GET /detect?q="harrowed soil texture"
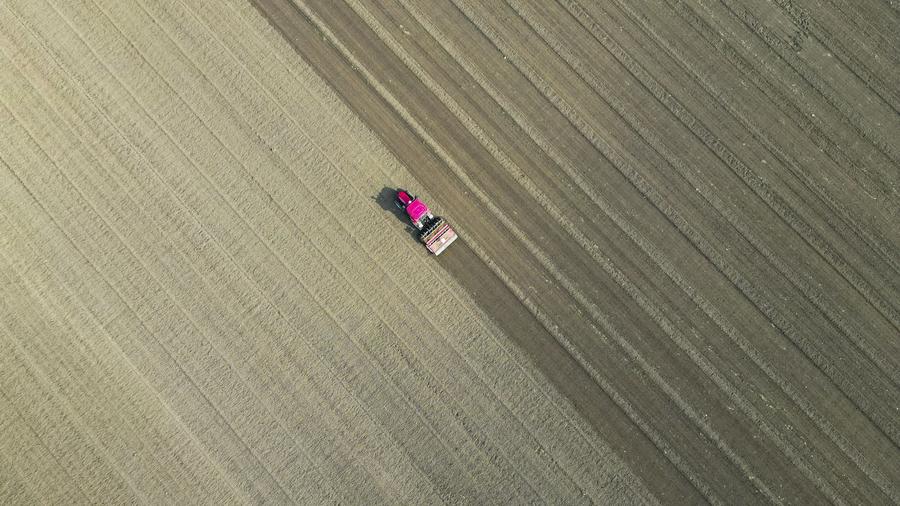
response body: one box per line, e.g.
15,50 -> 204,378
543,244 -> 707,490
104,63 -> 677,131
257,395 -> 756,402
1,0 -> 898,504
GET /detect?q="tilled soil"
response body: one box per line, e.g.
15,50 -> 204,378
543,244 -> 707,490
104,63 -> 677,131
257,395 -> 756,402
0,0 -> 897,504
254,0 -> 899,503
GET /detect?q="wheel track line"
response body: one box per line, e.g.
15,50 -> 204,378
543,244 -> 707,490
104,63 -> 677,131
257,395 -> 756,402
572,0 -> 896,320
822,0 -> 900,53
662,0 -> 900,205
711,0 -> 899,164
673,1 -> 900,375
0,210 -> 144,504
696,0 -> 898,213
228,1 -> 638,499
0,333 -> 138,503
326,0 -> 716,486
349,1 -> 837,501
0,97 -> 285,504
0,105 -> 245,503
378,0 -> 828,498
301,0 -> 772,500
555,0 -> 900,331
536,0 -> 900,430
0,70 -> 249,502
77,0 -> 492,499
0,405 -> 46,505
473,0 -> 896,398
244,1 -> 592,502
498,0 -> 900,382
336,0 -> 724,444
0,235 -> 197,501
532,0 -> 900,358
0,16 -> 340,504
6,3 -> 348,501
448,0 -> 900,445
94,0 -> 448,500
177,0 -> 581,500
179,0 -> 688,498
444,6 -> 900,498
773,0 -> 900,115
818,0 -> 900,61
0,256 -> 204,502
734,0 -> 900,159
151,1 -> 544,500
604,0 -> 900,283
225,0 -> 588,474
0,350 -> 92,504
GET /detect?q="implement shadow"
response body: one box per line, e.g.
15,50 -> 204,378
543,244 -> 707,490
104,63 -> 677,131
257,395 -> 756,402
373,186 -> 419,242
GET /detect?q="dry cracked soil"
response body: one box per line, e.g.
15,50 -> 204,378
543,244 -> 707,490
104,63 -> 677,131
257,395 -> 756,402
0,0 -> 898,504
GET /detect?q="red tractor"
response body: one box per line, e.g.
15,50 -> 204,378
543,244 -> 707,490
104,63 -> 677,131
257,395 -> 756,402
395,189 -> 458,255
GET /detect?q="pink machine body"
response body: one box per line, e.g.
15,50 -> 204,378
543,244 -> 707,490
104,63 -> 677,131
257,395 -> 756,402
394,188 -> 457,255
396,189 -> 430,226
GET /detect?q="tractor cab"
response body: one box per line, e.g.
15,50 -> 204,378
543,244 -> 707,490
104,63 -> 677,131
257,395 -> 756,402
394,188 -> 457,255
395,189 -> 432,229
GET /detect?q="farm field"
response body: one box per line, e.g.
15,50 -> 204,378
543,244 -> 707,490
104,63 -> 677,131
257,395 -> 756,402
1,0 -> 898,504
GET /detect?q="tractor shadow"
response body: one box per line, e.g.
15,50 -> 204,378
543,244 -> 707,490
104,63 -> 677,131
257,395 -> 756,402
374,186 -> 419,241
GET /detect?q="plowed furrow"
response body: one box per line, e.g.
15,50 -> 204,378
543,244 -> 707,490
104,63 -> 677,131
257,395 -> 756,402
551,0 -> 900,329
444,0 -> 900,437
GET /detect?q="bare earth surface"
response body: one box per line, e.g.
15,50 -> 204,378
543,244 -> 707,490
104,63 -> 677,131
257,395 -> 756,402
0,0 -> 898,504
